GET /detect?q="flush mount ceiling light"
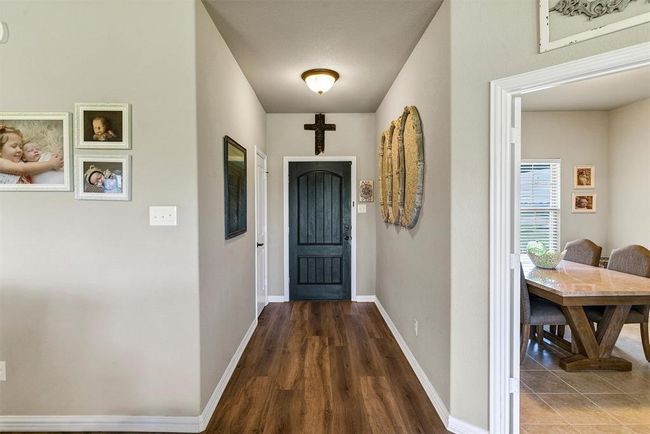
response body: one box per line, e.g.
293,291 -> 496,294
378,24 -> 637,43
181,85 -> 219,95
301,69 -> 339,95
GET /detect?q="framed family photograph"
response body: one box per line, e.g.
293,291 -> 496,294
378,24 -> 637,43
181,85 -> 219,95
574,165 -> 595,189
224,135 -> 247,239
0,112 -> 72,191
75,103 -> 131,149
75,155 -> 131,201
572,193 -> 597,213
539,0 -> 650,52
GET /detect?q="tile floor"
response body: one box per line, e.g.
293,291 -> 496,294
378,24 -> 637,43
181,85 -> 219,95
520,324 -> 650,434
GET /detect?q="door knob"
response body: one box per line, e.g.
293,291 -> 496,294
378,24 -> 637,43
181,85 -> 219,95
257,242 -> 264,247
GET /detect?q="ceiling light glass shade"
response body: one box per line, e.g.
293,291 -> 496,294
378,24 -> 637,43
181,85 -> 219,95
301,69 -> 339,95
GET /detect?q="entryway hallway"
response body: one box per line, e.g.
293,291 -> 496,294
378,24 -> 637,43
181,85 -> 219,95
205,301 -> 449,433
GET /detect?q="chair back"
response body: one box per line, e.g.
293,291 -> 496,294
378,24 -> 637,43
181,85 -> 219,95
520,265 -> 531,324
608,245 -> 650,278
564,239 -> 602,267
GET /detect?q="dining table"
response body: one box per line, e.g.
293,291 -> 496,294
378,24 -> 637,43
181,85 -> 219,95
521,254 -> 650,371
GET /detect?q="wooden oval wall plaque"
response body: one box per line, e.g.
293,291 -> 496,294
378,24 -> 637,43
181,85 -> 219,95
389,118 -> 401,225
377,105 -> 424,229
399,106 -> 424,229
378,125 -> 393,223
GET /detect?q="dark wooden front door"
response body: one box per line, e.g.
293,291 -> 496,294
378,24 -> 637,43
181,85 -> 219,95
289,161 -> 351,300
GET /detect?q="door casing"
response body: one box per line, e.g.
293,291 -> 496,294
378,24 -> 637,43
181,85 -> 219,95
255,147 -> 268,317
489,42 -> 650,434
283,156 -> 357,301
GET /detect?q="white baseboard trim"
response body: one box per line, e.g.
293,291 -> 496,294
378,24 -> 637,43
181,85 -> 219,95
354,295 -> 376,302
0,319 -> 259,433
198,318 -> 257,430
373,298 -> 451,425
267,295 -> 287,303
373,298 -> 487,434
449,416 -> 489,434
0,415 -> 199,432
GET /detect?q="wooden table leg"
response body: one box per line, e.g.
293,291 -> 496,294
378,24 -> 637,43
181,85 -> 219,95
559,305 -> 632,372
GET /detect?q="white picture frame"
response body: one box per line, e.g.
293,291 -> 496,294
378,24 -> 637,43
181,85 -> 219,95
572,192 -> 597,213
0,112 -> 72,191
75,154 -> 131,201
539,0 -> 650,52
74,103 -> 131,149
574,165 -> 595,189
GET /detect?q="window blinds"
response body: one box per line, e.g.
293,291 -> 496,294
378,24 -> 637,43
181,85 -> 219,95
520,161 -> 561,252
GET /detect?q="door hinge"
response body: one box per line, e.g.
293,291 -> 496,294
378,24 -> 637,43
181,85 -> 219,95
510,127 -> 521,145
509,377 -> 519,394
510,253 -> 520,270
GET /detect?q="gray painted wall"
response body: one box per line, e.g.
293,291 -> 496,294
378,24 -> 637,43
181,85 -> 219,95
375,0 -> 451,408
608,98 -> 650,252
0,0 -> 200,415
449,1 -> 650,428
522,111 -> 610,253
195,0 -> 267,408
266,113 -> 377,298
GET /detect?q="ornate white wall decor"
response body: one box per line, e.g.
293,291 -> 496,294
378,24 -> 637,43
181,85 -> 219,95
552,0 -> 640,20
539,0 -> 650,52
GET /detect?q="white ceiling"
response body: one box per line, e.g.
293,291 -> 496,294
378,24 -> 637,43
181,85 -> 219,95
203,0 -> 442,113
523,66 -> 650,111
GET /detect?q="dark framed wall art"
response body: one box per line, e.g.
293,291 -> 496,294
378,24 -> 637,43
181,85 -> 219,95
224,135 -> 247,239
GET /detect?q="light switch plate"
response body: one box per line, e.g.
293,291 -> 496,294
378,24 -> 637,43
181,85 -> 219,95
0,361 -> 6,381
149,206 -> 177,226
358,204 -> 367,214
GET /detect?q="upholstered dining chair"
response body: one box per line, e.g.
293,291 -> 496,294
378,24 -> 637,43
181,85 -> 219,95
520,266 -> 569,363
552,239 -> 603,338
586,245 -> 650,362
564,238 -> 602,267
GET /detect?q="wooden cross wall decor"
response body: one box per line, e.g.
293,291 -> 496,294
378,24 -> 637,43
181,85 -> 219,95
304,113 -> 336,155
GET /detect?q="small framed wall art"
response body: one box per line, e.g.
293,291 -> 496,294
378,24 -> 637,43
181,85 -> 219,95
0,112 -> 72,191
75,103 -> 131,149
574,165 -> 595,189
75,155 -> 131,201
572,193 -> 597,213
359,179 -> 374,202
224,135 -> 247,239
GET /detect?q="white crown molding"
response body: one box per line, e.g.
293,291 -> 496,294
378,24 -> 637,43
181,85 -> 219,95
1,320 -> 258,433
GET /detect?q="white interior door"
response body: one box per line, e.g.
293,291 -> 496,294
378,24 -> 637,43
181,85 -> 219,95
255,150 -> 268,317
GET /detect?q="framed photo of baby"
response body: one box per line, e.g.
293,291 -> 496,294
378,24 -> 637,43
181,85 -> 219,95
0,112 -> 72,191
75,155 -> 131,201
75,103 -> 131,149
574,165 -> 595,189
572,193 -> 597,214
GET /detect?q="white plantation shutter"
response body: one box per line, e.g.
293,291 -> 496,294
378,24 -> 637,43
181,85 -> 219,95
519,160 -> 561,252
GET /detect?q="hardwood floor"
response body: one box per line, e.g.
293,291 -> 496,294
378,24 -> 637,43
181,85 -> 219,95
205,301 -> 448,434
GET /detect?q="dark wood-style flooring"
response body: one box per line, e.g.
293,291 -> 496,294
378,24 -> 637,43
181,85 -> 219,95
205,301 -> 448,434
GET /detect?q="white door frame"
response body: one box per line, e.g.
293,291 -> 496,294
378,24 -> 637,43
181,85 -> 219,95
255,147 -> 268,316
283,156 -> 357,302
489,41 -> 650,434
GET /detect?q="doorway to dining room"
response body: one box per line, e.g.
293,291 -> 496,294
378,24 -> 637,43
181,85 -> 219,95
489,43 -> 650,434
